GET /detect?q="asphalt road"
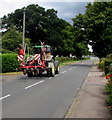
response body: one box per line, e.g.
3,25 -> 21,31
2,58 -> 97,118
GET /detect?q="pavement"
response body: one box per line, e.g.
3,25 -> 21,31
65,63 -> 112,118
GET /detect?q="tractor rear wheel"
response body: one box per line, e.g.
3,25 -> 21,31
27,71 -> 33,77
55,65 -> 60,74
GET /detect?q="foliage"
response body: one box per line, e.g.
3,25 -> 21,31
105,75 -> 112,111
55,57 -> 74,63
106,94 -> 112,109
2,54 -> 20,73
2,27 -> 22,52
2,27 -> 31,53
101,54 -> 112,111
98,58 -> 105,71
1,4 -> 89,57
105,59 -> 112,74
2,4 -> 70,54
72,14 -> 89,58
72,2 -> 112,58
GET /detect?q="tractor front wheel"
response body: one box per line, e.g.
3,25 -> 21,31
47,63 -> 55,77
55,65 -> 60,74
51,65 -> 55,77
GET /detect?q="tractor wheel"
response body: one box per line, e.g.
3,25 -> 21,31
27,71 -> 33,77
55,65 -> 60,74
50,63 -> 55,77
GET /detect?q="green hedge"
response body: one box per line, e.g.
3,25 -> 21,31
1,54 -> 20,73
99,54 -> 112,74
55,57 -> 73,63
105,59 -> 112,74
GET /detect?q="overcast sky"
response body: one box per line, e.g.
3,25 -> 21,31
0,0 -> 95,24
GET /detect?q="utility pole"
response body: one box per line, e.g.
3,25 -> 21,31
23,8 -> 26,62
23,8 -> 25,48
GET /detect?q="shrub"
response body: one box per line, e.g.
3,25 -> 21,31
106,54 -> 112,60
105,59 -> 112,74
105,74 -> 112,111
106,94 -> 112,110
1,54 -> 20,73
99,58 -> 106,71
55,57 -> 73,63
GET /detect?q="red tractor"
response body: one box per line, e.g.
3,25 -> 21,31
20,45 -> 60,77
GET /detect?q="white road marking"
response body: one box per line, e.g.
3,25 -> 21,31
61,71 -> 67,74
48,77 -> 52,79
0,94 -> 11,101
25,80 -> 44,89
73,67 -> 76,68
55,74 -> 58,77
68,68 -> 72,71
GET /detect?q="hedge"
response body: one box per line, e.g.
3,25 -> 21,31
55,57 -> 74,63
1,54 -> 20,73
99,53 -> 112,111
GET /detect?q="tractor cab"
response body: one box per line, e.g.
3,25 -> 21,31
33,45 -> 52,54
32,45 -> 53,62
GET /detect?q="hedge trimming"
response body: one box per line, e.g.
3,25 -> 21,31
1,54 -> 20,73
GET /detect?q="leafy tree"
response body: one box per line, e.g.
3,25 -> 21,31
60,25 -> 75,56
2,27 -> 30,53
2,27 -> 22,52
85,2 -> 112,58
72,2 -> 112,58
2,4 -> 69,50
72,14 -> 89,58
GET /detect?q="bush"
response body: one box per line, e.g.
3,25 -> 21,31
99,59 -> 105,71
55,57 -> 73,63
105,59 -> 112,74
105,75 -> 112,111
106,94 -> 112,110
1,54 -> 20,73
106,54 -> 112,60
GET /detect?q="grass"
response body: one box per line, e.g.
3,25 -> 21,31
59,58 -> 90,67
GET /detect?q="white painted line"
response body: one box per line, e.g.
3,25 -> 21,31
25,80 -> 44,89
55,74 -> 58,77
48,77 -> 52,79
73,67 -> 76,68
68,68 -> 72,71
0,94 -> 11,101
61,71 -> 67,74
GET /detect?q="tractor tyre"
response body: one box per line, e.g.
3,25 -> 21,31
48,63 -> 55,77
55,65 -> 60,74
27,71 -> 33,77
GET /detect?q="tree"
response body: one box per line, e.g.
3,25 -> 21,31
72,2 -> 112,58
2,27 -> 22,52
85,2 -> 112,58
2,27 -> 30,53
72,14 -> 89,58
1,4 -> 69,50
60,25 -> 75,56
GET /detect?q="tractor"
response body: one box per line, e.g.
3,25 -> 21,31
20,44 -> 60,77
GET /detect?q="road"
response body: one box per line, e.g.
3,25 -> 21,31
2,58 -> 97,118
